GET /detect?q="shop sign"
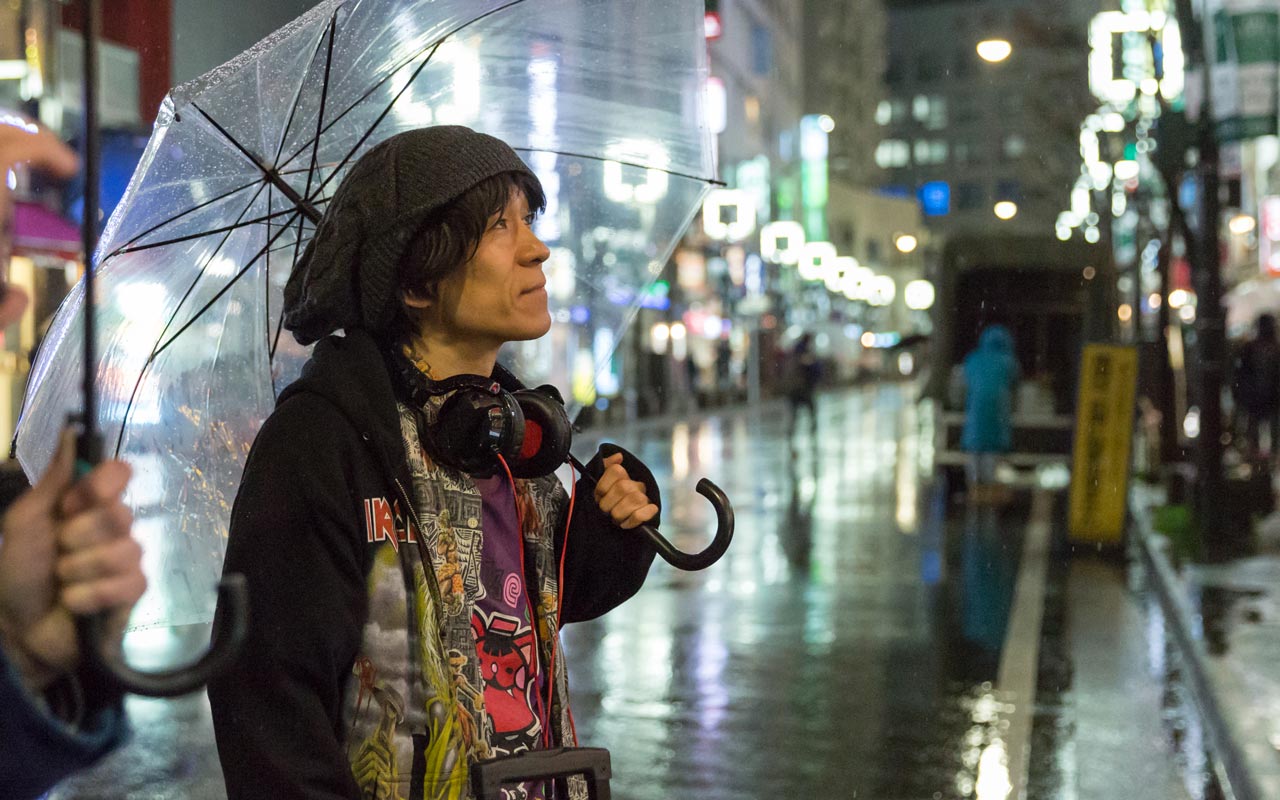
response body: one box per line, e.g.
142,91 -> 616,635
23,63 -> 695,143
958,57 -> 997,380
1069,344 -> 1138,545
1261,195 -> 1280,275
1208,0 -> 1280,142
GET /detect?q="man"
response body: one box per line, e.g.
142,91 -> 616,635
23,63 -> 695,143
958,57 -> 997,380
210,126 -> 660,799
1232,312 -> 1280,461
0,112 -> 146,800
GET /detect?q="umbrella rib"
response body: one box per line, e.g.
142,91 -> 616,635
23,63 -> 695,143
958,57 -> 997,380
190,102 -> 322,223
509,147 -> 724,186
114,211 -> 303,456
307,40 -> 443,202
277,0 -> 528,174
273,7 -> 337,167
103,177 -> 270,261
110,207 -> 299,256
265,190 -> 273,362
148,177 -> 273,356
151,210 -> 302,362
110,208 -> 299,458
300,12 -> 338,212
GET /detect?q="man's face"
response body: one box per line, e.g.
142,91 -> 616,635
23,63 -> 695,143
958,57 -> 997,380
430,188 -> 552,348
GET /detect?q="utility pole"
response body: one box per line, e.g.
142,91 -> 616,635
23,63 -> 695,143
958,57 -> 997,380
1174,0 -> 1228,554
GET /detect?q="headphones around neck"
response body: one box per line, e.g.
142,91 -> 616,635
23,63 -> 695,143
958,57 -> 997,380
389,350 -> 573,479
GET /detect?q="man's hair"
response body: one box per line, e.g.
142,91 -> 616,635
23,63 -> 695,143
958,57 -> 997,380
381,170 -> 546,347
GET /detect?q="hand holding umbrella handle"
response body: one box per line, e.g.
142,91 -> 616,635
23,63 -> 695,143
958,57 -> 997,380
568,455 -> 734,571
73,427 -> 251,698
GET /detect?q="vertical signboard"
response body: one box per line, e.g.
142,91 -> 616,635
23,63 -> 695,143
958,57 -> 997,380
1260,195 -> 1280,275
1209,0 -> 1280,142
799,114 -> 828,242
1069,344 -> 1139,545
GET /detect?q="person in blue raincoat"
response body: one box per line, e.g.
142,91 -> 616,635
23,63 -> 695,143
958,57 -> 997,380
960,324 -> 1020,494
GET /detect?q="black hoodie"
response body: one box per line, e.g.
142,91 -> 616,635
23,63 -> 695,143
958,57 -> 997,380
208,329 -> 657,799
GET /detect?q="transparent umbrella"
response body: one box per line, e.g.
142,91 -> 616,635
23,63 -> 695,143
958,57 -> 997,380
16,0 -> 716,631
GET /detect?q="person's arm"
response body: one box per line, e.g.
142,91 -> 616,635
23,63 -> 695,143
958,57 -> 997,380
557,443 -> 659,624
0,645 -> 124,800
0,432 -> 140,799
207,397 -> 367,800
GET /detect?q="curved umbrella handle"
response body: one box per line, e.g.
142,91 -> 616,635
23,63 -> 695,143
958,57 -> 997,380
567,453 -> 734,571
75,574 -> 250,698
635,477 -> 734,571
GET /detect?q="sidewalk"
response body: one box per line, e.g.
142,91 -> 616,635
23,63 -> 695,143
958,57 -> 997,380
1131,483 -> 1280,800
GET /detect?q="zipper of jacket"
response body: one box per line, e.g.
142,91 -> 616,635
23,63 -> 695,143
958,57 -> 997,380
392,477 -> 440,611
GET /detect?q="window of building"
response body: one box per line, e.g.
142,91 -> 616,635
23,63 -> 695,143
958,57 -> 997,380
865,239 -> 882,266
912,95 -> 930,122
836,222 -> 856,253
995,179 -> 1022,202
875,139 -> 911,169
886,56 -> 905,86
916,52 -> 944,83
1003,134 -> 1027,159
956,182 -> 985,210
751,24 -> 772,77
913,139 -> 948,165
911,95 -> 948,130
876,100 -> 893,126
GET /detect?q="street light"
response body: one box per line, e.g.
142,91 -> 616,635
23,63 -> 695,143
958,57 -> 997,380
760,220 -> 806,264
799,241 -> 838,282
1229,213 -> 1256,235
977,39 -> 1013,63
894,233 -> 919,254
904,279 -> 936,310
702,188 -> 756,241
994,201 -> 1018,220
817,114 -> 835,133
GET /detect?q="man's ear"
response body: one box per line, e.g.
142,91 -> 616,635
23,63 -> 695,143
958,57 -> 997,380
403,286 -> 436,310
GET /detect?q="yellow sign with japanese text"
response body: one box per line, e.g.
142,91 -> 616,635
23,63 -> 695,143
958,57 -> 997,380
1069,344 -> 1138,544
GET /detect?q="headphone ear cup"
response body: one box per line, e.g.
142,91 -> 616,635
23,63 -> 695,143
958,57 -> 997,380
429,388 -> 525,476
506,388 -> 573,479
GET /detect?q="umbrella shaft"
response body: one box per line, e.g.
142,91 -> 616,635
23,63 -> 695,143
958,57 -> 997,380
81,0 -> 100,447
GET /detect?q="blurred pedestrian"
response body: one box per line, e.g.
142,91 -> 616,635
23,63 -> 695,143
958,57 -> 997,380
209,126 -> 661,799
785,332 -> 821,439
960,324 -> 1019,502
1231,312 -> 1280,461
0,112 -> 145,800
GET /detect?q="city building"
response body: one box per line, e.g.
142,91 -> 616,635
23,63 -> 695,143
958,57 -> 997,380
803,0 -> 888,189
880,0 -> 1100,237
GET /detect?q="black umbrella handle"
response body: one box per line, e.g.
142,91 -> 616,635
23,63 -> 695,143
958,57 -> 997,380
71,425 -> 251,698
74,576 -> 249,699
567,455 -> 734,571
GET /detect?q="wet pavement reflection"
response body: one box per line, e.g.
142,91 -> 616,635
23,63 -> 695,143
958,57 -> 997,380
47,384 -> 1219,799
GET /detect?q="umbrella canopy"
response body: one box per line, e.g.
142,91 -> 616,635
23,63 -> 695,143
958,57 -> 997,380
16,0 -> 715,630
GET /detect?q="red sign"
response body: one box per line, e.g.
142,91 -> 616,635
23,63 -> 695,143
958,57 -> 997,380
1262,196 -> 1280,276
705,12 -> 722,40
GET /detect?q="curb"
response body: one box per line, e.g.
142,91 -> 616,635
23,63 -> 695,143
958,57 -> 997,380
1131,496 -> 1264,800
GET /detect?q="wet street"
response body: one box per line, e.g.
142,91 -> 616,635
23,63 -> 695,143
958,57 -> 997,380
50,382 -> 1214,799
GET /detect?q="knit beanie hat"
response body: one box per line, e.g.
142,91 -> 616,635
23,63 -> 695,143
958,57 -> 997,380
283,126 -> 539,345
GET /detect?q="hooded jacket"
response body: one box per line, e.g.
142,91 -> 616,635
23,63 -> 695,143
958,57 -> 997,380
208,329 -> 657,799
961,325 -> 1020,453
